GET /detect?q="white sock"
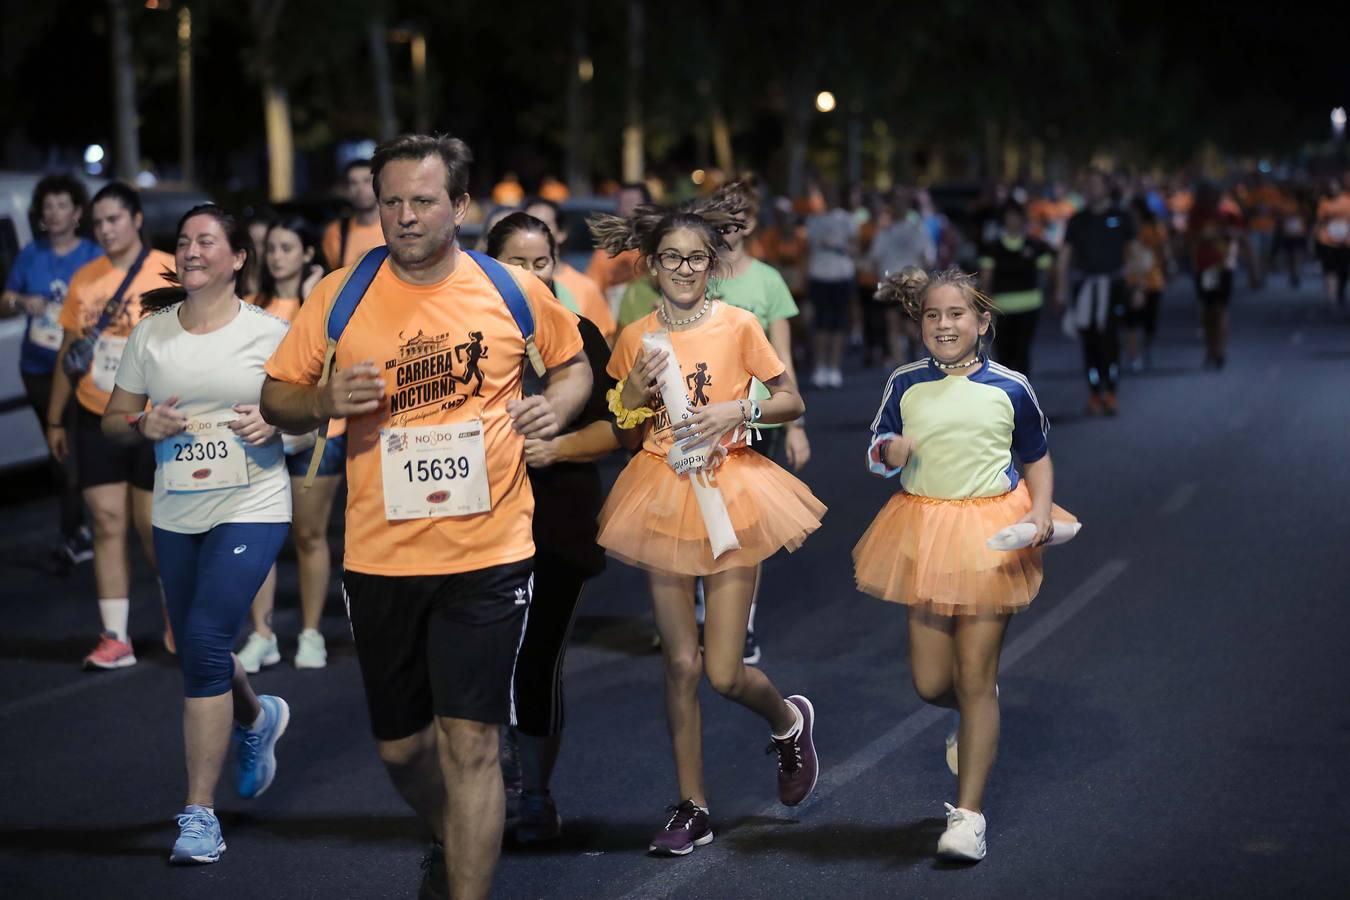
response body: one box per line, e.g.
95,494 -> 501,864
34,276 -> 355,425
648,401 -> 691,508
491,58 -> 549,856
772,700 -> 803,741
746,600 -> 758,634
98,598 -> 130,642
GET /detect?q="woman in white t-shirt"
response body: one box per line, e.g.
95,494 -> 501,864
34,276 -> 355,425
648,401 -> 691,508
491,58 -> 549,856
102,205 -> 293,866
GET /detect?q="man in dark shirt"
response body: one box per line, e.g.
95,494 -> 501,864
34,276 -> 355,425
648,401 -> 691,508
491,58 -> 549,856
1056,170 -> 1136,416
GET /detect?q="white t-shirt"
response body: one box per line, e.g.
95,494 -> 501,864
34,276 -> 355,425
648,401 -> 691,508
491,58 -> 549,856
805,209 -> 858,281
116,299 -> 292,534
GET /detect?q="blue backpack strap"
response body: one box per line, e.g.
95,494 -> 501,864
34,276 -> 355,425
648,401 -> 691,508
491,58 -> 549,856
326,246 -> 389,342
464,249 -> 546,375
302,246 -> 388,490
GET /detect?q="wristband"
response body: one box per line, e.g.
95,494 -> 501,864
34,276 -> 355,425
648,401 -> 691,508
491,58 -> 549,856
126,412 -> 146,435
607,380 -> 657,430
47,422 -> 65,429
749,399 -> 762,424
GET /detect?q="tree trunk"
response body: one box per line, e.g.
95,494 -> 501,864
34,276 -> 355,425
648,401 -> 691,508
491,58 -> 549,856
177,5 -> 194,185
263,80 -> 294,201
108,0 -> 140,181
369,19 -> 397,140
564,0 -> 589,194
622,0 -> 644,183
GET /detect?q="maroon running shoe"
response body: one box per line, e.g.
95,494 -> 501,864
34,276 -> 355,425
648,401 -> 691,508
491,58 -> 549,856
647,800 -> 713,856
770,695 -> 818,806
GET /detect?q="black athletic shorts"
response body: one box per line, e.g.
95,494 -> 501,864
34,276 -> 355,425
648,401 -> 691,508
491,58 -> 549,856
342,558 -> 534,740
75,405 -> 155,491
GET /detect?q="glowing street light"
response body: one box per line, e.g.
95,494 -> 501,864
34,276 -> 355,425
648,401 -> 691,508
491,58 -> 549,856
815,91 -> 836,113
1333,106 -> 1347,140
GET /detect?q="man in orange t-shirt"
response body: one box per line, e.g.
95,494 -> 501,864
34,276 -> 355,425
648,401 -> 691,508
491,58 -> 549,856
262,135 -> 589,900
586,182 -> 650,315
321,159 -> 385,269
524,197 -> 617,342
1315,180 -> 1350,306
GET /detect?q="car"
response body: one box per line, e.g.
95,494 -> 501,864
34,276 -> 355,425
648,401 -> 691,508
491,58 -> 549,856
0,172 -> 210,472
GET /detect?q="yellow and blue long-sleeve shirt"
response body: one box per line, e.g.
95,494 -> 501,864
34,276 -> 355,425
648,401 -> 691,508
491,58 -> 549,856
867,358 -> 1048,499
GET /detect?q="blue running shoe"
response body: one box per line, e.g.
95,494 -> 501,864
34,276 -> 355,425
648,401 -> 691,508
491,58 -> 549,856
170,805 -> 225,864
235,694 -> 290,799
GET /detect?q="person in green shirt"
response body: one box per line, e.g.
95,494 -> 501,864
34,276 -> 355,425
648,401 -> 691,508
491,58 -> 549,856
686,180 -> 813,666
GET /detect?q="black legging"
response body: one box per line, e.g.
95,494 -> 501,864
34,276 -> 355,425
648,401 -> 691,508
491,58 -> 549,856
993,308 -> 1040,375
21,372 -> 85,540
513,551 -> 589,737
1079,313 -> 1121,395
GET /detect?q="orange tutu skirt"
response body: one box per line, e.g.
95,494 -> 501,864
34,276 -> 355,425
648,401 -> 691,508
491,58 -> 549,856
597,449 -> 826,575
853,482 -> 1076,615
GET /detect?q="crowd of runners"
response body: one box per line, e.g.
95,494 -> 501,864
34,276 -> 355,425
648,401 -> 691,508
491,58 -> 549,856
2,136 -> 1345,899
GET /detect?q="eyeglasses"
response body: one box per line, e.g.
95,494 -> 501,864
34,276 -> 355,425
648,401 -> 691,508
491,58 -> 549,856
717,222 -> 746,236
656,250 -> 713,273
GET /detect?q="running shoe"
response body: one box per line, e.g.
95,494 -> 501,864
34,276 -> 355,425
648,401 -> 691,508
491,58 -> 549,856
513,790 -> 562,844
648,800 -> 713,856
169,805 -> 225,865
769,695 -> 818,806
237,631 -> 280,674
418,840 -> 448,900
1102,392 -> 1119,416
827,368 -> 844,388
937,803 -> 987,862
294,628 -> 327,669
743,630 -> 761,666
234,695 -> 290,799
83,631 -> 135,670
1085,394 -> 1104,417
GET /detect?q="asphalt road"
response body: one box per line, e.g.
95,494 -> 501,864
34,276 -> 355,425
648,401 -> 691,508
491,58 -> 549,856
1,272 -> 1347,899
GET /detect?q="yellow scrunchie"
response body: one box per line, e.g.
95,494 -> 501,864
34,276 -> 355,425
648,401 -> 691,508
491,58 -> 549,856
608,379 -> 657,429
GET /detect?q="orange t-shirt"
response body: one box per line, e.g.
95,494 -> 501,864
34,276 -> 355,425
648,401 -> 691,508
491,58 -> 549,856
608,304 -> 786,459
1316,195 -> 1350,247
265,251 -> 583,576
322,218 -> 386,270
59,249 -> 177,415
586,248 -> 642,310
248,294 -> 346,438
555,263 -> 616,340
1128,221 -> 1168,293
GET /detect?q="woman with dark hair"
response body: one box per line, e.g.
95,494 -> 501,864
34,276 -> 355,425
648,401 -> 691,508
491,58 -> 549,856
1,173 -> 102,566
49,182 -> 177,669
236,215 -> 338,673
590,202 -> 824,856
486,211 -> 623,844
977,202 -> 1052,376
102,204 -> 293,864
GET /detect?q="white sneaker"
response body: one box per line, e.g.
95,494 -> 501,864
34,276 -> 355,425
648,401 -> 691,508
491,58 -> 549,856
237,632 -> 280,674
294,629 -> 328,669
827,368 -> 844,388
937,803 -> 987,861
810,368 -> 828,389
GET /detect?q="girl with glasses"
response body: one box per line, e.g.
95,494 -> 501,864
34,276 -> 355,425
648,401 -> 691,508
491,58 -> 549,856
589,203 -> 826,857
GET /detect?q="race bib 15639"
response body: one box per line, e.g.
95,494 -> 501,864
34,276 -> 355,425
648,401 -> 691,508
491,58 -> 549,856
379,420 -> 491,520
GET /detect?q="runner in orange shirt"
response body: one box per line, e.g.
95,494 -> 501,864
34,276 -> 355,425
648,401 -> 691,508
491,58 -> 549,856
240,215 -> 341,674
589,201 -> 824,856
261,134 -> 589,900
322,159 -> 385,270
524,197 -> 618,342
48,183 -> 176,670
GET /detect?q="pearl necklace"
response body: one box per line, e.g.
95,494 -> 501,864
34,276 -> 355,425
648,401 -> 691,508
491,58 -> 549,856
932,355 -> 981,371
659,296 -> 712,327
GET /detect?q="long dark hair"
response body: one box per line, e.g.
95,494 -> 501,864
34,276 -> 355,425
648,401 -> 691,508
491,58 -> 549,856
587,203 -> 736,276
256,214 -> 325,309
486,212 -> 558,261
141,204 -> 254,312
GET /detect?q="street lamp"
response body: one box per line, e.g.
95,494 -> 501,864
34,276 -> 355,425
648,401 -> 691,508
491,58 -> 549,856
1332,106 -> 1346,141
815,91 -> 837,113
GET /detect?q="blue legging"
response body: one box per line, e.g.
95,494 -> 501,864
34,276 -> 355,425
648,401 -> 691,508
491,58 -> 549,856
154,522 -> 289,698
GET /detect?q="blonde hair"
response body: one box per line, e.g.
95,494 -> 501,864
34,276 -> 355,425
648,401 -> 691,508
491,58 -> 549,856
875,266 -> 998,349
